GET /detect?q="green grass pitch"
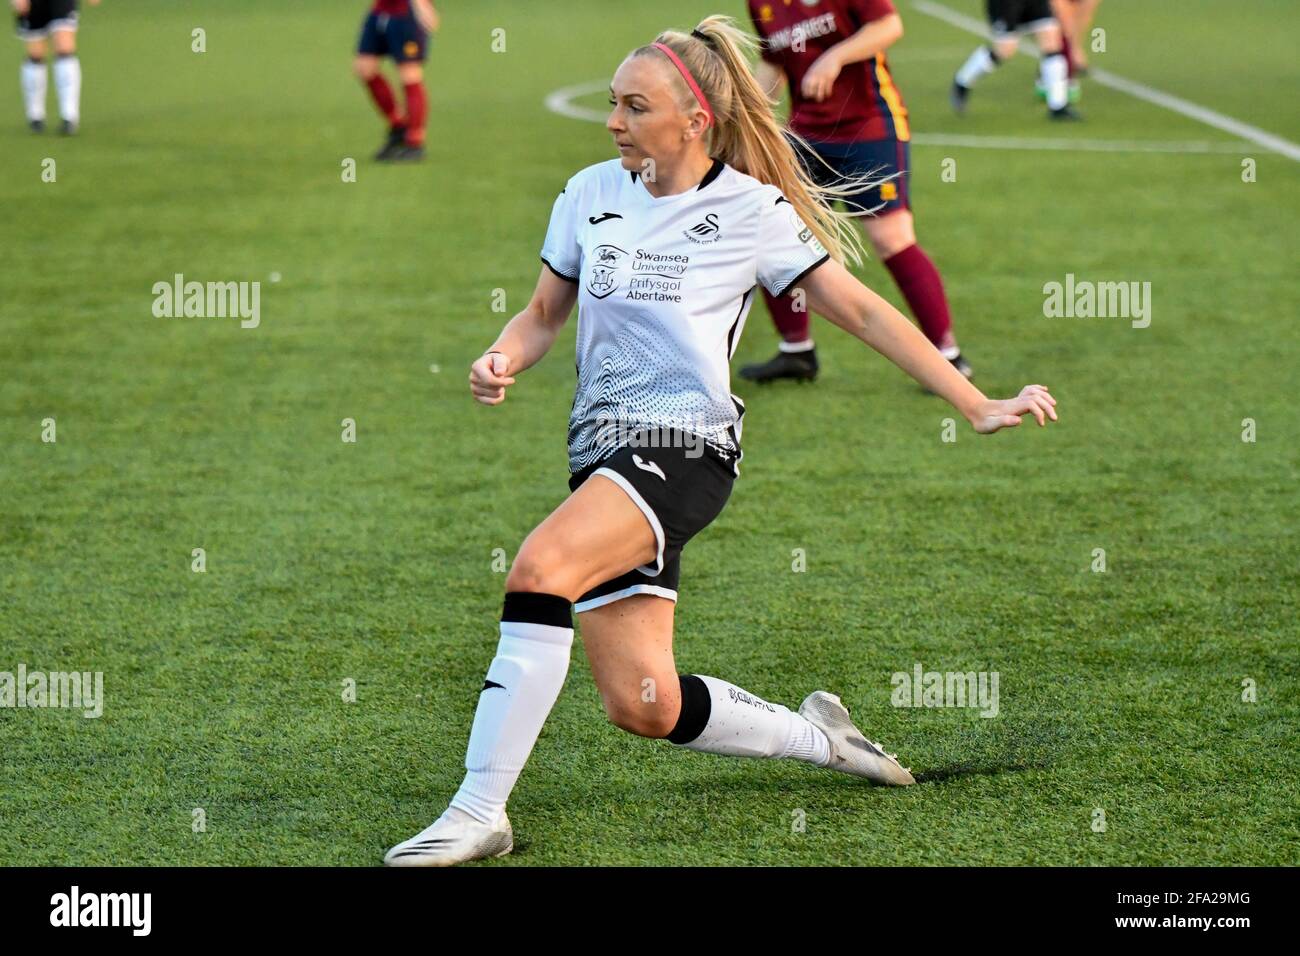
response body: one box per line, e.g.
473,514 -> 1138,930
1,0 -> 1296,866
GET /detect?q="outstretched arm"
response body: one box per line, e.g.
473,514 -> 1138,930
469,267 -> 578,406
799,260 -> 1057,433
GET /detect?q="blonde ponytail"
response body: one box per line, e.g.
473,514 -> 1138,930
636,15 -> 875,266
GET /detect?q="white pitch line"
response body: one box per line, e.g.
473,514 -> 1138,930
544,80 -> 609,124
544,79 -> 1254,156
911,133 -> 1251,155
910,0 -> 1300,162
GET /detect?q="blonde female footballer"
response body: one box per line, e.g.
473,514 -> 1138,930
385,15 -> 1056,867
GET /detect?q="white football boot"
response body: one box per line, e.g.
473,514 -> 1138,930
798,691 -> 916,786
383,808 -> 514,867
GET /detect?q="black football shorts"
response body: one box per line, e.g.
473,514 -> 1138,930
15,0 -> 78,40
568,429 -> 735,613
986,0 -> 1055,40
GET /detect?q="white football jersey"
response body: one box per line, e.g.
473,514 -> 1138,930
541,158 -> 830,473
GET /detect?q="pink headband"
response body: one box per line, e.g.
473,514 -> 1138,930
652,42 -> 714,129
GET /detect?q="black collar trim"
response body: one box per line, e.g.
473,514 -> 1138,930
697,158 -> 725,191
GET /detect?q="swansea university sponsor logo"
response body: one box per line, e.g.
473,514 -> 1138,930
586,247 -> 691,303
586,244 -> 627,299
683,213 -> 721,245
628,249 -> 689,302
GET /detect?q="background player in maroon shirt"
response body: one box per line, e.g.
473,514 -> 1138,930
354,0 -> 439,161
742,0 -> 971,383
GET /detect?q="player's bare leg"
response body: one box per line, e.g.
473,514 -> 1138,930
49,24 -> 79,134
383,475 -> 658,867
21,36 -> 48,132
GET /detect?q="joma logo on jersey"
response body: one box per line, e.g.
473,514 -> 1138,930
587,244 -> 627,299
684,213 -> 721,244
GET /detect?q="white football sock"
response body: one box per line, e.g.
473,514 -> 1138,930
54,54 -> 81,125
1041,52 -> 1069,110
955,46 -> 998,88
21,59 -> 47,122
449,616 -> 573,824
673,675 -> 831,765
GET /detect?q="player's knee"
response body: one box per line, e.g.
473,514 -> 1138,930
398,63 -> 423,85
868,216 -> 915,259
603,697 -> 676,739
870,232 -> 909,260
994,39 -> 1018,60
353,57 -> 377,80
504,544 -> 570,596
1036,26 -> 1063,50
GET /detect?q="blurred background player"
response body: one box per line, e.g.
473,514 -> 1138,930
951,0 -> 1080,120
741,0 -> 970,384
13,0 -> 97,134
354,0 -> 438,162
1052,0 -> 1100,75
1036,0 -> 1102,103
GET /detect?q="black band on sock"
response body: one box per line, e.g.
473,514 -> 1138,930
501,591 -> 572,629
1042,48 -> 1065,58
987,45 -> 1001,64
666,674 -> 711,745
57,53 -> 76,60
28,56 -> 45,64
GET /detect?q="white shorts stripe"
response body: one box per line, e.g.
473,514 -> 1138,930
574,584 -> 678,614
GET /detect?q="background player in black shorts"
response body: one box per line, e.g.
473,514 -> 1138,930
12,0 -> 97,133
950,0 -> 1080,120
